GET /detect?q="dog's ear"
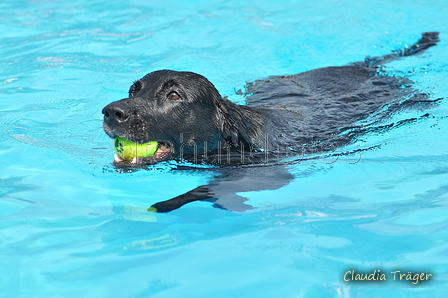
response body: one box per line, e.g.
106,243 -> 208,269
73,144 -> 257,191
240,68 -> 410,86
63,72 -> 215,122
215,99 -> 253,149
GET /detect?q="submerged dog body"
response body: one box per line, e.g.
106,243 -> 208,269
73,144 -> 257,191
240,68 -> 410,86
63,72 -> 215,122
102,32 -> 440,212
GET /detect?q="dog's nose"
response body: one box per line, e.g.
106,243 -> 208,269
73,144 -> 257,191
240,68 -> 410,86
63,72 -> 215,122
102,102 -> 129,124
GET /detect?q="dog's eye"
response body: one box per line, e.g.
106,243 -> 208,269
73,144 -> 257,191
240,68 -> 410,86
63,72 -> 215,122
167,91 -> 181,101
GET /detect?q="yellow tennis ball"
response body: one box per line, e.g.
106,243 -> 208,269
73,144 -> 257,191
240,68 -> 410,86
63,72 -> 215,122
114,137 -> 158,160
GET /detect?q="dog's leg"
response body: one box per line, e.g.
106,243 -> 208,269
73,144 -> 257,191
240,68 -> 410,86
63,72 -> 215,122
149,165 -> 294,213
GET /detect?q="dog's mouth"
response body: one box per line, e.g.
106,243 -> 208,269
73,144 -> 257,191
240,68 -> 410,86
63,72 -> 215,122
113,140 -> 173,165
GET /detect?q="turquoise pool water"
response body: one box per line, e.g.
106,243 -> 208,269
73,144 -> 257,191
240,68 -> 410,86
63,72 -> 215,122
1,0 -> 448,297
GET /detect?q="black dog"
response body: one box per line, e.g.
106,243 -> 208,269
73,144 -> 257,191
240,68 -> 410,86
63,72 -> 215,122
103,32 -> 439,212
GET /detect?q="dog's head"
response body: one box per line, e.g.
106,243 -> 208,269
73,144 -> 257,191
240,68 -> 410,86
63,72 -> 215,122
102,70 -> 249,164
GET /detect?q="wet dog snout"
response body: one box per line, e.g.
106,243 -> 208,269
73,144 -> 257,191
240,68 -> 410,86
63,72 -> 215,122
102,102 -> 129,125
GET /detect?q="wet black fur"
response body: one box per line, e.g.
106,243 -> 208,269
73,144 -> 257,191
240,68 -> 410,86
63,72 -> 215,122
102,32 -> 440,212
